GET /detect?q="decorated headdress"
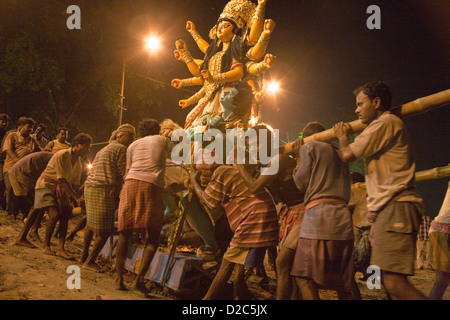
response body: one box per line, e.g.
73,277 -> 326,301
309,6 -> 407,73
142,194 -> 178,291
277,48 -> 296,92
219,0 -> 256,29
209,0 -> 256,39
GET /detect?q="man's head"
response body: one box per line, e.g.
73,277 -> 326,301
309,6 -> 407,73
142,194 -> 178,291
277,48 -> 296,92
18,117 -> 36,138
57,127 -> 69,143
302,121 -> 325,138
0,114 -> 10,132
139,118 -> 161,137
115,124 -> 136,147
72,133 -> 93,158
35,123 -> 47,139
353,81 -> 392,124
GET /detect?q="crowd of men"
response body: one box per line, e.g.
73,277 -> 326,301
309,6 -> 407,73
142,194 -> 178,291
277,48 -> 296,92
0,81 -> 448,300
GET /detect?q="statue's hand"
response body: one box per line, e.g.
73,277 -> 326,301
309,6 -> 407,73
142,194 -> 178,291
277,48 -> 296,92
258,0 -> 267,6
171,79 -> 183,89
173,50 -> 182,60
201,69 -> 211,81
263,54 -> 277,68
264,19 -> 276,34
175,39 -> 187,51
186,21 -> 196,33
179,99 -> 190,109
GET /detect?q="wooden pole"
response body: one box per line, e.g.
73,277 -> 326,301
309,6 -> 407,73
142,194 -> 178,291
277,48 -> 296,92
281,89 -> 450,154
355,164 -> 450,189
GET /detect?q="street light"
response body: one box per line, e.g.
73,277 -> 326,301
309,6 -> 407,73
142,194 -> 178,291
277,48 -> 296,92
118,34 -> 162,126
267,80 -> 280,95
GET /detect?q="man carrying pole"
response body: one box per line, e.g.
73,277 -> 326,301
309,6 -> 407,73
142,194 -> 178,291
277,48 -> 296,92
333,81 -> 427,300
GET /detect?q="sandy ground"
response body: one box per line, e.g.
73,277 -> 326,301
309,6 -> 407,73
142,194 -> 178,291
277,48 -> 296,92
0,209 -> 448,301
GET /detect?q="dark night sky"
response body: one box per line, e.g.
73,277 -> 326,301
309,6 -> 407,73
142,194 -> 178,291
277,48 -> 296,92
4,0 -> 450,215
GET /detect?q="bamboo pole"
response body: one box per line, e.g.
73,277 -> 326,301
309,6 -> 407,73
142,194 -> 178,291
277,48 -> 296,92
355,164 -> 450,189
280,89 -> 450,154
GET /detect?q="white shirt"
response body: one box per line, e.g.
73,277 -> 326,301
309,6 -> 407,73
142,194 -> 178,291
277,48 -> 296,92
125,135 -> 169,188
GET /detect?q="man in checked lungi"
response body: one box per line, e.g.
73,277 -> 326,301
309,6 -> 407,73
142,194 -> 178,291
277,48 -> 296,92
79,124 -> 136,272
34,133 -> 92,260
114,119 -> 169,292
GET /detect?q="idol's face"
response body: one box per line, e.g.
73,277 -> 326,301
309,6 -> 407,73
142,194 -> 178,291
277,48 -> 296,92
355,91 -> 379,125
217,20 -> 234,43
220,87 -> 238,111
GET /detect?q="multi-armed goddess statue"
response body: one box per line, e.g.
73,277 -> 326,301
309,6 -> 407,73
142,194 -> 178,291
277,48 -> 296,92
171,0 -> 277,135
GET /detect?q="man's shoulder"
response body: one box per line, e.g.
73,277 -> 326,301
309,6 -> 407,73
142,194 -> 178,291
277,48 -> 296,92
372,111 -> 403,127
211,165 -> 236,180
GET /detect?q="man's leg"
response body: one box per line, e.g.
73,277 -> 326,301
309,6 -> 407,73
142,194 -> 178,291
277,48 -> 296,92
79,228 -> 94,263
15,207 -> 41,247
0,164 -> 5,210
29,209 -> 45,243
294,277 -> 320,300
55,206 -> 72,260
203,259 -> 235,300
337,278 -> 361,300
275,247 -> 296,300
233,263 -> 250,300
67,216 -> 86,241
382,271 -> 427,300
43,206 -> 59,255
132,227 -> 161,292
3,172 -> 15,215
83,230 -> 110,271
429,270 -> 450,300
416,239 -> 425,269
114,229 -> 132,290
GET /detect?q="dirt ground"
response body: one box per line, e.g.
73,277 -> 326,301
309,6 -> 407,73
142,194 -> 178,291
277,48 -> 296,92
0,209 -> 448,301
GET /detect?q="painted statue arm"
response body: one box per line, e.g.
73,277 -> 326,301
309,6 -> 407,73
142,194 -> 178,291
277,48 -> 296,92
247,0 -> 267,45
201,65 -> 244,85
333,122 -> 357,162
189,172 -> 214,210
179,87 -> 205,109
171,76 -> 204,89
247,53 -> 277,76
173,39 -> 202,77
186,21 -> 210,54
247,19 -> 276,62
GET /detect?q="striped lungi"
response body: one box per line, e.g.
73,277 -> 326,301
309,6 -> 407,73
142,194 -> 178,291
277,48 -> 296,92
85,186 -> 116,234
117,179 -> 165,233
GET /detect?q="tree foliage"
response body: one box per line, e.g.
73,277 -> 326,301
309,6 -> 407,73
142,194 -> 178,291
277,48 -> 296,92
0,0 -> 170,142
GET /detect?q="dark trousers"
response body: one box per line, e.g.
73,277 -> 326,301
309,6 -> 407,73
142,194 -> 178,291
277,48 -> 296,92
0,163 -> 5,210
3,172 -> 18,216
